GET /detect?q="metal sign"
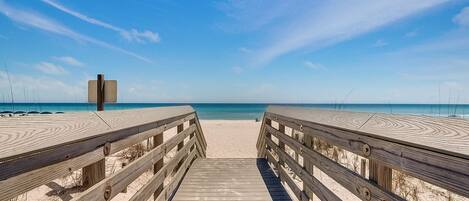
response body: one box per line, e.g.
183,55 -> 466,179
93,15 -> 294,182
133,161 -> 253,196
88,80 -> 117,103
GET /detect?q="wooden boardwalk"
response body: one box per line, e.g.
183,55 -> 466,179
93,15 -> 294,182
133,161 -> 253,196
172,158 -> 292,201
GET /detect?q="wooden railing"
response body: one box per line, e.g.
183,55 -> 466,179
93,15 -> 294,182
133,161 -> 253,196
0,106 -> 207,201
257,106 -> 469,201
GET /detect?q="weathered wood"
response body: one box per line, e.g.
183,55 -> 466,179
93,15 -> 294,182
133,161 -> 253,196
130,144 -> 196,201
0,148 -> 103,200
82,159 -> 105,189
266,150 -> 308,201
174,124 -> 185,174
257,116 -> 268,158
109,114 -> 195,154
172,158 -> 291,201
369,160 -> 392,191
265,137 -> 341,201
361,159 -> 367,177
303,129 -> 314,199
266,111 -> 469,197
85,75 -> 105,189
73,126 -> 196,201
278,124 -> 286,167
157,151 -> 198,201
266,106 -> 469,160
265,126 -> 403,201
265,118 -> 272,154
0,106 -> 195,180
153,131 -> 164,200
189,119 -> 196,152
192,113 -> 207,155
0,117 -> 199,200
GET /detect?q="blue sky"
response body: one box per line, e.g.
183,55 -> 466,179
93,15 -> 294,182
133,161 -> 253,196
1,0 -> 469,103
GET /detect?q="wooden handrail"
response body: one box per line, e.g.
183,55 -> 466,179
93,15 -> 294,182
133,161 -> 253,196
257,106 -> 469,200
0,106 -> 207,201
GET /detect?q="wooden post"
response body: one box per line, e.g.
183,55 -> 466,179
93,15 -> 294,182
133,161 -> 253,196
96,74 -> 104,111
174,124 -> 185,174
360,159 -> 367,177
278,124 -> 286,167
304,134 -> 314,200
265,119 -> 272,153
189,119 -> 196,152
83,74 -> 106,189
294,131 -> 299,163
369,160 -> 392,191
153,133 -> 164,200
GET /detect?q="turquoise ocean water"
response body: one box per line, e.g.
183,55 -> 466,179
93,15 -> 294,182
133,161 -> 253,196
1,103 -> 468,119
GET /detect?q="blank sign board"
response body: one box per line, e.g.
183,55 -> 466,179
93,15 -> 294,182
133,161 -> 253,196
88,80 -> 117,103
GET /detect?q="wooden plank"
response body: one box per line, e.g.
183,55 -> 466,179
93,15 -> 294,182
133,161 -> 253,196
129,142 -> 196,201
0,123 -> 196,200
110,114 -> 195,154
266,105 -> 469,160
256,116 -> 268,158
193,113 -> 207,151
82,159 -> 105,189
73,127 -> 196,201
265,138 -> 340,201
173,158 -> 292,201
153,129 -> 164,200
369,160 -> 392,191
267,112 -> 469,197
157,151 -> 197,201
303,128 -> 314,199
174,124 -> 185,174
0,106 -> 195,180
0,148 -> 103,200
265,127 -> 403,201
266,150 -> 308,201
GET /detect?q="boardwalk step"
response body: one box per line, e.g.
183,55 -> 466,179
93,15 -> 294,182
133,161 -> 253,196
172,158 -> 292,201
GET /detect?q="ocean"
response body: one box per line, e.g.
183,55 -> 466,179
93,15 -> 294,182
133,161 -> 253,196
1,103 -> 468,120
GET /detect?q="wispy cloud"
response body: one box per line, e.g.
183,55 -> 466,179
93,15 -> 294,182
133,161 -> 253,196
239,47 -> 252,53
42,0 -> 160,43
303,61 -> 323,69
0,70 -> 86,102
232,66 -> 243,74
35,62 -> 67,75
405,29 -> 419,37
0,1 -> 152,63
453,7 -> 469,27
373,39 -> 388,47
219,0 -> 448,66
53,56 -> 84,67
0,34 -> 7,39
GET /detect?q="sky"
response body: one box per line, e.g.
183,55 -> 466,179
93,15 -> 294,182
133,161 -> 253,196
0,0 -> 469,103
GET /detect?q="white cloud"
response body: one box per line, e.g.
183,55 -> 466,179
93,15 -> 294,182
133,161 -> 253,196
405,29 -> 418,37
42,0 -> 160,44
373,39 -> 388,47
239,47 -> 252,53
219,0 -> 448,66
35,62 -> 67,75
120,29 -> 160,44
303,61 -> 323,69
53,56 -> 84,67
0,1 -> 152,63
232,66 -> 243,74
453,7 -> 469,27
0,70 -> 86,102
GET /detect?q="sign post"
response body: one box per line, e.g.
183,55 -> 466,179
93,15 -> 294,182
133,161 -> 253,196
83,74 -> 117,188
